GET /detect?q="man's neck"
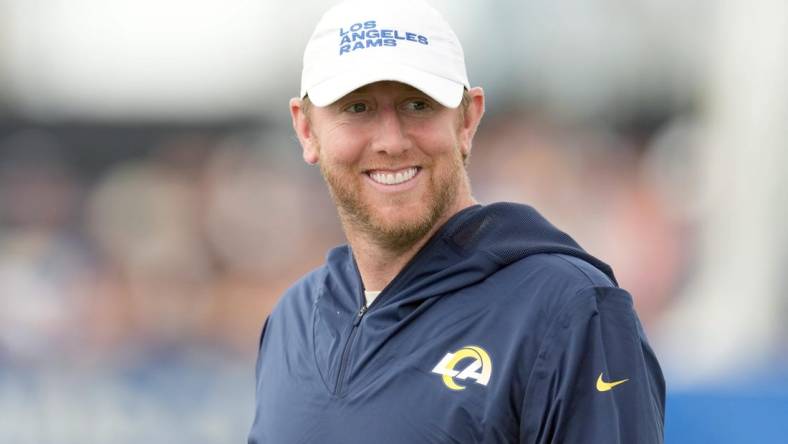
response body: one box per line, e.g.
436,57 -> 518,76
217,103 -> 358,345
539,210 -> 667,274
346,198 -> 477,293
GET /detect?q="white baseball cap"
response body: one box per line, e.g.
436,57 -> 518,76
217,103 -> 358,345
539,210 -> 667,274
300,0 -> 469,108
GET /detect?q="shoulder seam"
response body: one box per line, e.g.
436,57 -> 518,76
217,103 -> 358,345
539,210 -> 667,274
552,253 -> 614,288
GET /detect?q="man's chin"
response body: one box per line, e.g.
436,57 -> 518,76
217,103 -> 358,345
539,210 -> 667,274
357,184 -> 457,252
363,216 -> 436,252
325,165 -> 460,252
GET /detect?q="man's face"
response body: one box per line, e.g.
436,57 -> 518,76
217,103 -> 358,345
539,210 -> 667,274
293,81 -> 481,252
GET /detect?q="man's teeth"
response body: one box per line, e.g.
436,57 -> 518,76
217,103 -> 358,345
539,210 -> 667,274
369,167 -> 418,185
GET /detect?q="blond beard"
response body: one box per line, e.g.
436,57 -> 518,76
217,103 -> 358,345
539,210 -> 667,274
319,148 -> 467,253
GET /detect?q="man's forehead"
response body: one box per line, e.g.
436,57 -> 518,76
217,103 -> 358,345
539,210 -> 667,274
344,81 -> 427,97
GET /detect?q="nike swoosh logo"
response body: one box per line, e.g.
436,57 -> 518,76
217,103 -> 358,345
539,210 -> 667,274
596,372 -> 629,392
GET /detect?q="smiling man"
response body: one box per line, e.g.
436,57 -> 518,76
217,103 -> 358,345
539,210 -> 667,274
248,1 -> 665,443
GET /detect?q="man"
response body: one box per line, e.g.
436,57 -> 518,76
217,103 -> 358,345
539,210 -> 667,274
248,0 -> 665,442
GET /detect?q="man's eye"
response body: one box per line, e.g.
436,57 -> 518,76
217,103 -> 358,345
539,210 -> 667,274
403,100 -> 431,112
344,103 -> 368,113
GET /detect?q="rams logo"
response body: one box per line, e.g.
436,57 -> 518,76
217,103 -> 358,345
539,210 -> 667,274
431,346 -> 492,390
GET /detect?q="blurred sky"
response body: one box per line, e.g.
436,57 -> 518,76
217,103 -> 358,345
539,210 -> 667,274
1,0 -> 705,122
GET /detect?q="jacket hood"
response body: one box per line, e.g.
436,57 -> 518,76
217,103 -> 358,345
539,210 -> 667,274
325,202 -> 616,310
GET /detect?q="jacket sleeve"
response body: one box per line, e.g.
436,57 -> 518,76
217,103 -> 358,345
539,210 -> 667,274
520,286 -> 665,444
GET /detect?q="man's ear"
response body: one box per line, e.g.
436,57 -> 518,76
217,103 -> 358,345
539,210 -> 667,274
290,97 -> 319,165
458,87 -> 485,159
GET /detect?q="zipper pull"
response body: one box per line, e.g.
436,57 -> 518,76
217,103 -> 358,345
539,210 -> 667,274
353,305 -> 368,326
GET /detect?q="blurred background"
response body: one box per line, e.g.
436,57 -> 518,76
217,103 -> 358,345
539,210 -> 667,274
0,0 -> 786,442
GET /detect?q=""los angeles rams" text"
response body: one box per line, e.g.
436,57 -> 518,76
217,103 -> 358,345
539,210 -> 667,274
339,20 -> 429,55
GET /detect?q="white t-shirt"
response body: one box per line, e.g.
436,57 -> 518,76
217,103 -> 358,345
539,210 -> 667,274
364,290 -> 381,307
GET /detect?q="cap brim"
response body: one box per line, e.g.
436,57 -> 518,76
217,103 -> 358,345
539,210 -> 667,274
305,63 -> 465,108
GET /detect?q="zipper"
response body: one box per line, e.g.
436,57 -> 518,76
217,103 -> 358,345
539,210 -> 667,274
330,223 -> 436,396
330,216 -> 444,396
334,303 -> 368,396
329,206 -> 480,397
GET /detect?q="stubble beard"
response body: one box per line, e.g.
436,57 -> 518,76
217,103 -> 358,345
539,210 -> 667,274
320,149 -> 466,254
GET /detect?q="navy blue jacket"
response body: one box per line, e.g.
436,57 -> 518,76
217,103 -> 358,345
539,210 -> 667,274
249,203 -> 665,443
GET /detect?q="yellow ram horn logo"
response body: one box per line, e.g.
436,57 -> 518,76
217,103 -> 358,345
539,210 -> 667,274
431,345 -> 492,390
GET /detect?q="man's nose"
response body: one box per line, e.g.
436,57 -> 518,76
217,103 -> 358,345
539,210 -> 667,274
370,107 -> 413,156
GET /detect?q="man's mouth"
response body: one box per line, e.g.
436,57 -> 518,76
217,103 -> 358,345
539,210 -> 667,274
366,167 -> 420,185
